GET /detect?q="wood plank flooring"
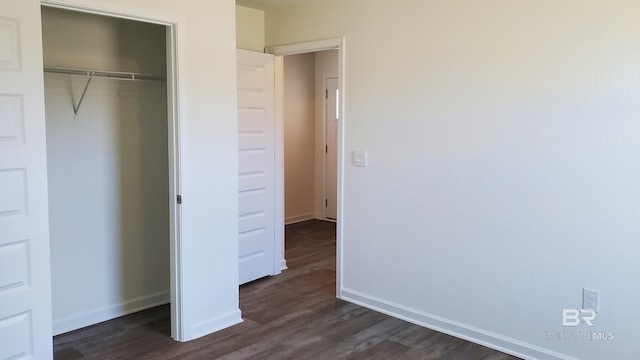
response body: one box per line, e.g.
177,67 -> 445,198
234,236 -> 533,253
53,220 -> 522,360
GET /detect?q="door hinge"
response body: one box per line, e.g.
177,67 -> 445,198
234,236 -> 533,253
326,198 -> 328,207
326,89 -> 328,99
177,195 -> 182,204
325,145 -> 328,153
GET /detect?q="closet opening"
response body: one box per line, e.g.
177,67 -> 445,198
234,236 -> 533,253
41,5 -> 180,340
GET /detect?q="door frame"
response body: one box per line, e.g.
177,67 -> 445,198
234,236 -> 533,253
266,37 -> 346,298
323,76 -> 339,221
40,0 -> 188,341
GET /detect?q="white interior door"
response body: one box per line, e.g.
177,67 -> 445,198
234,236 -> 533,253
237,49 -> 278,285
325,77 -> 339,220
0,1 -> 53,358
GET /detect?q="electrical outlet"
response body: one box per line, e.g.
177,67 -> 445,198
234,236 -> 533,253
583,288 -> 600,313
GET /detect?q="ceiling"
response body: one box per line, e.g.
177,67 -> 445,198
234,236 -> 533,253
236,0 -> 312,10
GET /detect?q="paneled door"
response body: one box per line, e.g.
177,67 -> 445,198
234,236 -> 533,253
237,49 -> 279,285
0,1 -> 53,358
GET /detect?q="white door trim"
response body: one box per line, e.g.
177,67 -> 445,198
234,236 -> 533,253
322,75 -> 328,220
274,56 -> 286,271
324,76 -> 339,221
266,38 -> 343,56
267,37 -> 346,299
40,0 -> 189,341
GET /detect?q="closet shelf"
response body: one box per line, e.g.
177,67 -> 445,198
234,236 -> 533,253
43,66 -> 166,120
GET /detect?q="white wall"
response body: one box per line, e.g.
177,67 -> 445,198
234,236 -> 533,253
265,1 -> 640,359
313,50 -> 338,219
236,5 -> 265,52
283,53 -> 315,224
42,7 -> 169,334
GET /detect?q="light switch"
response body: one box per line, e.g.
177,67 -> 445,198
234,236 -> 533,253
352,150 -> 367,167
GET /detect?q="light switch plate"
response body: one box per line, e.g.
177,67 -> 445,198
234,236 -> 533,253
353,150 -> 367,167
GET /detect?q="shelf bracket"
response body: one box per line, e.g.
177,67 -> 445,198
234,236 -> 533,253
73,71 -> 93,120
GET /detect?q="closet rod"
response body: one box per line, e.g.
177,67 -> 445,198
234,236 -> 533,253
43,66 -> 165,81
43,66 -> 166,120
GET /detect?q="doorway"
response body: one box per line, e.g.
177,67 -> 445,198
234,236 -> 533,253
40,2 -> 184,340
268,37 -> 345,295
235,47 -> 340,285
282,50 -> 339,224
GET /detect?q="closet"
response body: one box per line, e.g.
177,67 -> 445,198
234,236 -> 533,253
41,7 -> 170,335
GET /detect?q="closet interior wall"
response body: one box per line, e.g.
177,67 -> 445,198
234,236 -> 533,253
41,7 -> 170,335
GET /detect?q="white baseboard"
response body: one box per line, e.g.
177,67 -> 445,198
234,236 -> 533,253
340,288 -> 576,360
285,213 -> 315,225
281,259 -> 288,270
53,291 -> 170,335
188,309 -> 243,341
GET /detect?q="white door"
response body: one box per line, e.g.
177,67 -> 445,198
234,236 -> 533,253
237,49 -> 278,285
0,1 -> 53,359
325,78 -> 339,220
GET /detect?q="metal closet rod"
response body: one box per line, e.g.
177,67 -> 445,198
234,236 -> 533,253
43,66 -> 166,120
43,66 -> 165,81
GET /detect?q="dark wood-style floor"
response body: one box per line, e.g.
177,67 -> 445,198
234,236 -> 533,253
54,220 -> 521,359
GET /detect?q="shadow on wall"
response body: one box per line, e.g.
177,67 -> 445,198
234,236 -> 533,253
114,16 -> 170,313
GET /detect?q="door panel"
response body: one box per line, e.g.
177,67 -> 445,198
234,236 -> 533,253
237,49 -> 277,285
325,78 -> 339,220
0,1 -> 53,358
